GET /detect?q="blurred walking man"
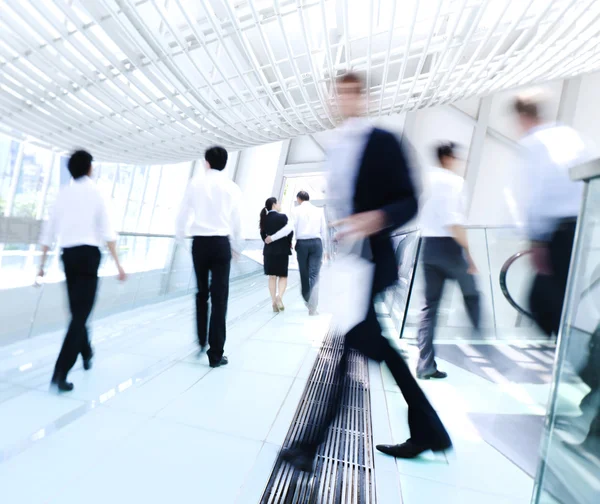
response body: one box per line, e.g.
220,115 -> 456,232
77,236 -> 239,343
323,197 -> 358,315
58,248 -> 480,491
280,73 -> 451,472
512,90 -> 587,337
176,147 -> 243,368
267,190 -> 328,315
39,150 -> 126,392
417,142 -> 480,380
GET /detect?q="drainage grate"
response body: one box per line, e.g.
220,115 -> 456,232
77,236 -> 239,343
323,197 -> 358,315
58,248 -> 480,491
260,330 -> 376,504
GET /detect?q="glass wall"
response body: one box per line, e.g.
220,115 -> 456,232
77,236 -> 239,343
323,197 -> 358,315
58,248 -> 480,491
0,132 -> 194,291
383,226 -> 543,340
533,175 -> 600,504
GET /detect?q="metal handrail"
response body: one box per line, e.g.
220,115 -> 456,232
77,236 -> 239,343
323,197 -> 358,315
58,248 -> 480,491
499,249 -> 535,318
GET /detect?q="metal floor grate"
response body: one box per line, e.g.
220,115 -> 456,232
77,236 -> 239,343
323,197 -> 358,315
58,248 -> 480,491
260,330 -> 375,504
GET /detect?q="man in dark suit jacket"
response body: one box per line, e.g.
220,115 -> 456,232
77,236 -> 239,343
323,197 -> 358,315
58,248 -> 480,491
281,73 -> 451,471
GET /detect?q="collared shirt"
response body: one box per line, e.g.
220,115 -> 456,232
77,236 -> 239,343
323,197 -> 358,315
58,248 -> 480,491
39,176 -> 117,249
518,123 -> 588,241
419,166 -> 466,237
326,117 -> 373,221
270,201 -> 328,243
175,168 -> 243,247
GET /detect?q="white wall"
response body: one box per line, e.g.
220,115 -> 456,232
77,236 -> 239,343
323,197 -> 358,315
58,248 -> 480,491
234,141 -> 283,240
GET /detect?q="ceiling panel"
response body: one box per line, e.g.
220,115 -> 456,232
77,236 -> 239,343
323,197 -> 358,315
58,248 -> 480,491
0,0 -> 598,163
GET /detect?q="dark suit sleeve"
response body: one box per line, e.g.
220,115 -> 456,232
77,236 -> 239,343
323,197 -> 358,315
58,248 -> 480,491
380,132 -> 418,229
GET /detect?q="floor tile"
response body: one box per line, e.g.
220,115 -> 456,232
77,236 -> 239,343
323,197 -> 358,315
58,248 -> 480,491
0,407 -> 146,504
266,378 -> 307,446
157,369 -> 294,441
48,419 -> 263,504
400,474 -> 528,504
228,340 -> 309,377
385,391 -> 534,499
235,442 -> 279,504
0,390 -> 83,452
105,362 -> 210,416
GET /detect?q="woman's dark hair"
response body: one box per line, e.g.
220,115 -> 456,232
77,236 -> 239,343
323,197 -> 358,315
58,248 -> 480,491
435,141 -> 457,164
68,150 -> 93,179
205,146 -> 228,171
259,197 -> 277,231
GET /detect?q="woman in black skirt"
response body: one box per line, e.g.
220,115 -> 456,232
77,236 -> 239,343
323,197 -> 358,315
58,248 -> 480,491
260,197 -> 293,312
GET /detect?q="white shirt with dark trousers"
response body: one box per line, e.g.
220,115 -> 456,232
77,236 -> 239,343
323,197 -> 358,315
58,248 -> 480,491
39,175 -> 117,382
175,168 -> 243,364
519,123 -> 589,337
416,166 -> 480,378
270,201 -> 328,311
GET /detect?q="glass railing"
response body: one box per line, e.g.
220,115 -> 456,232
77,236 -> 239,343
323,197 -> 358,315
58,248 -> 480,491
0,234 -> 264,347
533,161 -> 600,504
383,226 -> 542,340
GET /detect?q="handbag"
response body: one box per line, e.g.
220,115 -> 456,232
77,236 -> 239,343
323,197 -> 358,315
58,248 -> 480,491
315,239 -> 374,334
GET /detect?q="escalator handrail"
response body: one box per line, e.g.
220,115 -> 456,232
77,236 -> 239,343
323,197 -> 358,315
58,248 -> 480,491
499,249 -> 535,319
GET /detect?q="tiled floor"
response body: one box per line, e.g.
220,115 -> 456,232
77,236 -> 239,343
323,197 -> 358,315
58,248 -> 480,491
0,274 -> 328,504
370,338 -> 556,504
0,273 -> 571,504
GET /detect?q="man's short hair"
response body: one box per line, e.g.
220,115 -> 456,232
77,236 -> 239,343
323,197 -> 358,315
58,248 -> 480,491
297,191 -> 310,202
336,72 -> 365,92
513,88 -> 548,120
435,141 -> 457,164
68,150 -> 93,179
205,146 -> 228,171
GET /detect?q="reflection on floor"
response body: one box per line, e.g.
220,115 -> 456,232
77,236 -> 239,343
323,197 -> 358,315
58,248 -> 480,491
433,342 -> 557,384
0,277 -> 580,504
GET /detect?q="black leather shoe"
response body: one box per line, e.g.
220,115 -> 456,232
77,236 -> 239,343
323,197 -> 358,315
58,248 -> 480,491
83,356 -> 93,371
210,356 -> 229,368
280,447 -> 315,473
376,440 -> 451,459
417,370 -> 448,380
51,376 -> 74,392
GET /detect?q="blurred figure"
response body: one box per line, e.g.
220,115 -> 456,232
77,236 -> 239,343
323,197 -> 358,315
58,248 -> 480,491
281,73 -> 451,472
512,90 -> 587,337
176,146 -> 242,368
417,142 -> 480,380
267,190 -> 328,315
260,197 -> 293,312
38,150 -> 126,392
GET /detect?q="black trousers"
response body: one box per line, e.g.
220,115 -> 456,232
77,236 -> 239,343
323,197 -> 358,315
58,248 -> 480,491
529,220 -> 577,336
417,238 -> 481,375
53,245 -> 101,380
300,300 -> 451,454
296,238 -> 323,310
192,236 -> 231,364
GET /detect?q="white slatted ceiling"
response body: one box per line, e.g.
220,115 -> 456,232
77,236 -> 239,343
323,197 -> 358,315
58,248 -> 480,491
0,0 -> 598,163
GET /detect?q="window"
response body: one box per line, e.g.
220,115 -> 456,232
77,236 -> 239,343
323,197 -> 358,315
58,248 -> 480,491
0,137 -> 20,216
12,144 -> 53,219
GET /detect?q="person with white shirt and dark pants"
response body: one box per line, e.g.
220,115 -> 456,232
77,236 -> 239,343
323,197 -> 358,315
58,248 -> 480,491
512,90 -> 588,337
267,191 -> 327,315
417,142 -> 481,380
38,150 -> 127,392
176,147 -> 243,368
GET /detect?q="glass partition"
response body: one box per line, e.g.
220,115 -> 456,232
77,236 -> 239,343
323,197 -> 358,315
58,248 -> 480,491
386,226 -> 542,340
532,175 -> 600,504
0,235 -> 263,347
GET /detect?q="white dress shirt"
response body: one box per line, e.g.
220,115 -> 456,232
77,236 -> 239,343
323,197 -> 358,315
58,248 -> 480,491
326,118 -> 373,221
270,201 -> 328,243
519,123 -> 588,241
419,166 -> 466,238
176,168 -> 243,248
39,176 -> 117,248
